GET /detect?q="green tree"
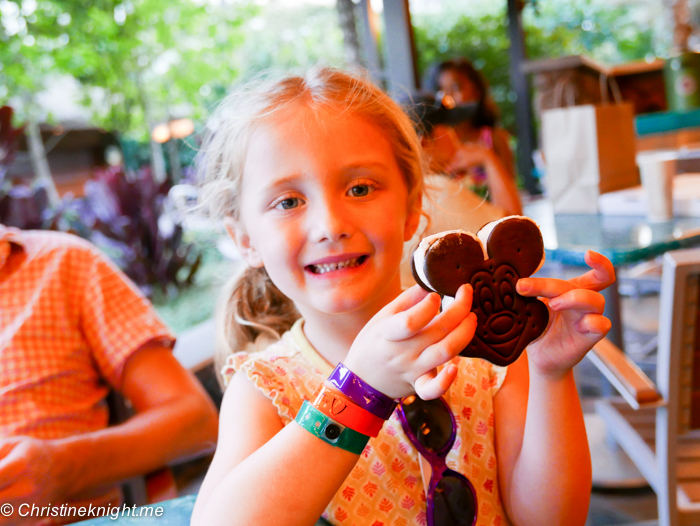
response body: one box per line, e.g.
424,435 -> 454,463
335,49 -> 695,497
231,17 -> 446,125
230,3 -> 345,77
412,0 -> 660,132
0,0 -> 67,201
1,0 -> 253,180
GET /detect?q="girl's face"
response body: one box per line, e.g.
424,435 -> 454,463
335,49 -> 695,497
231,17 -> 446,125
438,69 -> 480,106
231,106 -> 421,320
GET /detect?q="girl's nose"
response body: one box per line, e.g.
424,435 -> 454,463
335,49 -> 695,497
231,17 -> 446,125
308,202 -> 351,243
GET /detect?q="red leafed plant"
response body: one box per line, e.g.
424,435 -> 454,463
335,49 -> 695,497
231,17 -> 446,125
0,105 -> 201,298
78,165 -> 202,298
0,106 -> 49,229
0,106 -> 24,172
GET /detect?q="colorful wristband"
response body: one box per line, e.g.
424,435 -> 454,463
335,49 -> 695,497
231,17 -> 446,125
312,383 -> 385,437
327,363 -> 397,420
295,400 -> 370,455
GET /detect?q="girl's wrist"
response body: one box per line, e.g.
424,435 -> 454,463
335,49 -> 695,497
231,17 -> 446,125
528,361 -> 575,384
326,362 -> 397,420
314,382 -> 385,436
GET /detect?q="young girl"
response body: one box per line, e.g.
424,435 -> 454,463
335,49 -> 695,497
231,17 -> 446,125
191,67 -> 613,526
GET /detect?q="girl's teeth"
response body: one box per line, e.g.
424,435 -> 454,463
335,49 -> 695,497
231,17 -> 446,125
313,257 -> 361,274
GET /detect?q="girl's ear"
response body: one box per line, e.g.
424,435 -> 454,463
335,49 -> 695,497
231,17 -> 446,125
404,193 -> 423,241
224,217 -> 264,268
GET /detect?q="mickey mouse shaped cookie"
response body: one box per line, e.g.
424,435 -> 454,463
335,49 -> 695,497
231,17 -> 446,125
411,216 -> 549,367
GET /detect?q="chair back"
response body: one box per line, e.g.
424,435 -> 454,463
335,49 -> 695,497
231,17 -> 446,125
656,248 -> 700,436
655,247 -> 700,519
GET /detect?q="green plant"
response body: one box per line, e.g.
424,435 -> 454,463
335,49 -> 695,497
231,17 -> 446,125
412,0 -> 659,133
78,165 -> 202,298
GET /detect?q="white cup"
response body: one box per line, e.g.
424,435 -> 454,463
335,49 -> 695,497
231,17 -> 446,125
636,151 -> 676,221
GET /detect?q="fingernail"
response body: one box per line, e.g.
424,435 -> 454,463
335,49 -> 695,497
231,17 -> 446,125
517,280 -> 530,293
549,299 -> 559,309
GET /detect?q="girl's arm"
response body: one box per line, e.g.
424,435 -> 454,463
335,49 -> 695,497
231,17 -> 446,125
494,352 -> 591,526
191,371 -> 360,526
494,251 -> 614,526
192,285 -> 478,526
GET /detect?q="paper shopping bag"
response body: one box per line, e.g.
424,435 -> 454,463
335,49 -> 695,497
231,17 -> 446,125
541,102 -> 639,213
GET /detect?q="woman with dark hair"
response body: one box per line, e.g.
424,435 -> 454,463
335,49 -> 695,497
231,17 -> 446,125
423,58 -> 521,215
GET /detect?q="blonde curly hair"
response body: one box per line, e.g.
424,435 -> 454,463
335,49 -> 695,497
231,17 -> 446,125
196,66 -> 427,383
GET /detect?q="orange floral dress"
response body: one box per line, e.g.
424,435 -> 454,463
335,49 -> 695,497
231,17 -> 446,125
222,319 -> 511,526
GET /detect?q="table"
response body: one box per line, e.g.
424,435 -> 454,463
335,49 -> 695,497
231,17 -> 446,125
525,198 -> 700,350
79,495 -> 332,525
524,198 -> 700,488
599,173 -> 700,217
80,495 -> 195,525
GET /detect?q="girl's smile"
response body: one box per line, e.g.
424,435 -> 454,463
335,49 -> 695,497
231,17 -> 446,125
231,105 -> 421,322
304,253 -> 369,276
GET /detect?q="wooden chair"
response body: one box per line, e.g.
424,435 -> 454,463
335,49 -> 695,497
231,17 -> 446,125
587,247 -> 700,526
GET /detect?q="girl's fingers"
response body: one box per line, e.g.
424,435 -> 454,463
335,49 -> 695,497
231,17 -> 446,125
520,252 -> 615,297
382,291 -> 441,341
417,312 -> 477,372
574,313 -> 612,336
568,251 -> 616,292
548,289 -> 606,315
517,277 -> 574,299
382,284 -> 432,315
423,284 -> 474,341
414,363 -> 458,401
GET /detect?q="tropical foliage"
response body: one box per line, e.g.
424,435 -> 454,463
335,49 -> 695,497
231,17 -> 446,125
0,0 -> 345,140
413,0 -> 663,132
77,165 -> 202,298
1,105 -> 200,298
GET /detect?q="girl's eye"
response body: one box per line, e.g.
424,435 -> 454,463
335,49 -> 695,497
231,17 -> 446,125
274,197 -> 304,210
348,184 -> 374,198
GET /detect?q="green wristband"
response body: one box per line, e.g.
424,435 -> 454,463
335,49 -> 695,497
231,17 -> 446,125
295,400 -> 370,455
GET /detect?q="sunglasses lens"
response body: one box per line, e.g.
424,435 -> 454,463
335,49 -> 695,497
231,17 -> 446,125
433,475 -> 476,526
402,396 -> 453,453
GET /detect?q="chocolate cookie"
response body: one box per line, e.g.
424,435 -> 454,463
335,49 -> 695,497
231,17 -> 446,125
411,217 -> 549,367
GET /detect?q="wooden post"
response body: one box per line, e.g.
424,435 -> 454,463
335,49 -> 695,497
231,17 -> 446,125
166,139 -> 182,184
506,0 -> 540,195
381,0 -> 419,96
25,119 -> 60,205
336,0 -> 363,68
357,0 -> 383,83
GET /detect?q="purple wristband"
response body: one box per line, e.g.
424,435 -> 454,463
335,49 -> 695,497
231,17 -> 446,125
328,363 -> 397,420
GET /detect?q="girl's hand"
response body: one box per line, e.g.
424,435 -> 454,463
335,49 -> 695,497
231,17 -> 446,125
516,250 -> 615,379
344,284 -> 477,401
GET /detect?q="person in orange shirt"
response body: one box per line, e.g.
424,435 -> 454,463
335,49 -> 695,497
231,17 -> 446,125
0,225 -> 218,525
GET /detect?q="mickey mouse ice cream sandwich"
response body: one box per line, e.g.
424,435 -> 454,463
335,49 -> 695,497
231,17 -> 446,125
411,216 -> 549,367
